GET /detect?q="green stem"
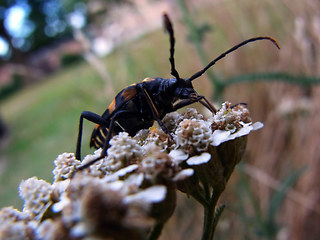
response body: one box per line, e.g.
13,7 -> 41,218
190,187 -> 210,208
223,72 -> 320,87
201,188 -> 224,240
202,203 -> 215,240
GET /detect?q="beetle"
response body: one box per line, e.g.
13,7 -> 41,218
75,13 -> 279,170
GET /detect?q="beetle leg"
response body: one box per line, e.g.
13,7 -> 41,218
76,110 -> 134,171
76,111 -> 109,160
198,96 -> 217,113
230,102 -> 247,108
173,98 -> 199,111
139,86 -> 173,139
173,96 -> 217,114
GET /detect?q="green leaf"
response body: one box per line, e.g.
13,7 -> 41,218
267,166 -> 307,221
224,72 -> 320,87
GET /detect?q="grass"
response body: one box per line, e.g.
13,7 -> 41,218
1,63 -> 105,207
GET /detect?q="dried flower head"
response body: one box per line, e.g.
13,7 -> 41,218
181,108 -> 205,120
106,132 -> 144,171
37,219 -> 69,240
19,177 -> 53,220
143,128 -> 173,151
53,152 -> 80,181
0,203 -> 35,239
0,102 -> 263,240
139,144 -> 179,184
162,111 -> 184,132
211,102 -> 251,131
0,220 -> 36,240
175,118 -> 212,153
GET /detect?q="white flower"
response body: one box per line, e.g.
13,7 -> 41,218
53,153 -> 80,181
169,149 -> 189,165
114,164 -> 139,178
0,207 -> 30,225
175,119 -> 212,152
211,122 -> 264,146
172,169 -> 194,181
123,185 -> 167,204
186,153 -> 211,165
19,177 -> 53,220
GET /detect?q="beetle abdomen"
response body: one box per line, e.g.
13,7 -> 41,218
90,124 -> 109,149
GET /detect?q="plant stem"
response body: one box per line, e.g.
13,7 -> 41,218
224,72 -> 320,87
202,202 -> 215,240
201,188 -> 224,240
190,187 -> 210,208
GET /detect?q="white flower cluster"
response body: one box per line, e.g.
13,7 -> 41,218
0,102 -> 263,240
175,119 -> 212,153
19,177 -> 53,220
0,207 -> 35,240
52,152 -> 80,181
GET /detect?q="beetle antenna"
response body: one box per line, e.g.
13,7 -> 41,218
163,13 -> 181,81
187,36 -> 280,82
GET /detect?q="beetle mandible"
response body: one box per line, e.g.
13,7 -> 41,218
75,13 -> 279,170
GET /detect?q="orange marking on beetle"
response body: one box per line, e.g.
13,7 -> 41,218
99,128 -> 107,138
95,135 -> 104,145
121,87 -> 138,101
92,139 -> 100,148
108,98 -> 116,113
142,77 -> 154,82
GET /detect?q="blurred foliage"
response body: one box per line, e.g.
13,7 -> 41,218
224,72 -> 320,87
60,53 -> 84,67
0,0 -> 131,62
177,0 -> 320,101
0,75 -> 22,101
236,164 -> 307,240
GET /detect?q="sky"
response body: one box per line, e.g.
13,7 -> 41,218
0,4 -> 29,56
0,38 -> 8,55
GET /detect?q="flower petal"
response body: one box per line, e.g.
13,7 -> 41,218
173,169 -> 194,181
187,153 -> 211,165
252,121 -> 264,130
169,150 -> 189,164
123,185 -> 167,204
211,130 -> 231,146
114,164 -> 139,177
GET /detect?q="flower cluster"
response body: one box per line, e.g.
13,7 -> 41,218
19,177 -> 53,220
0,102 -> 263,240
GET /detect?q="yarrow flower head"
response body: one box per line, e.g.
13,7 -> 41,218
19,177 -> 53,220
0,207 -> 36,240
0,102 -> 263,240
175,118 -> 212,153
53,153 -> 80,181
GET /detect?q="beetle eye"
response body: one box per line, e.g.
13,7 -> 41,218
180,88 -> 193,98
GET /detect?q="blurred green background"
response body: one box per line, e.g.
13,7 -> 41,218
1,0 -> 319,239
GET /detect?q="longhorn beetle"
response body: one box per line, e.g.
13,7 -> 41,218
75,13 -> 279,170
